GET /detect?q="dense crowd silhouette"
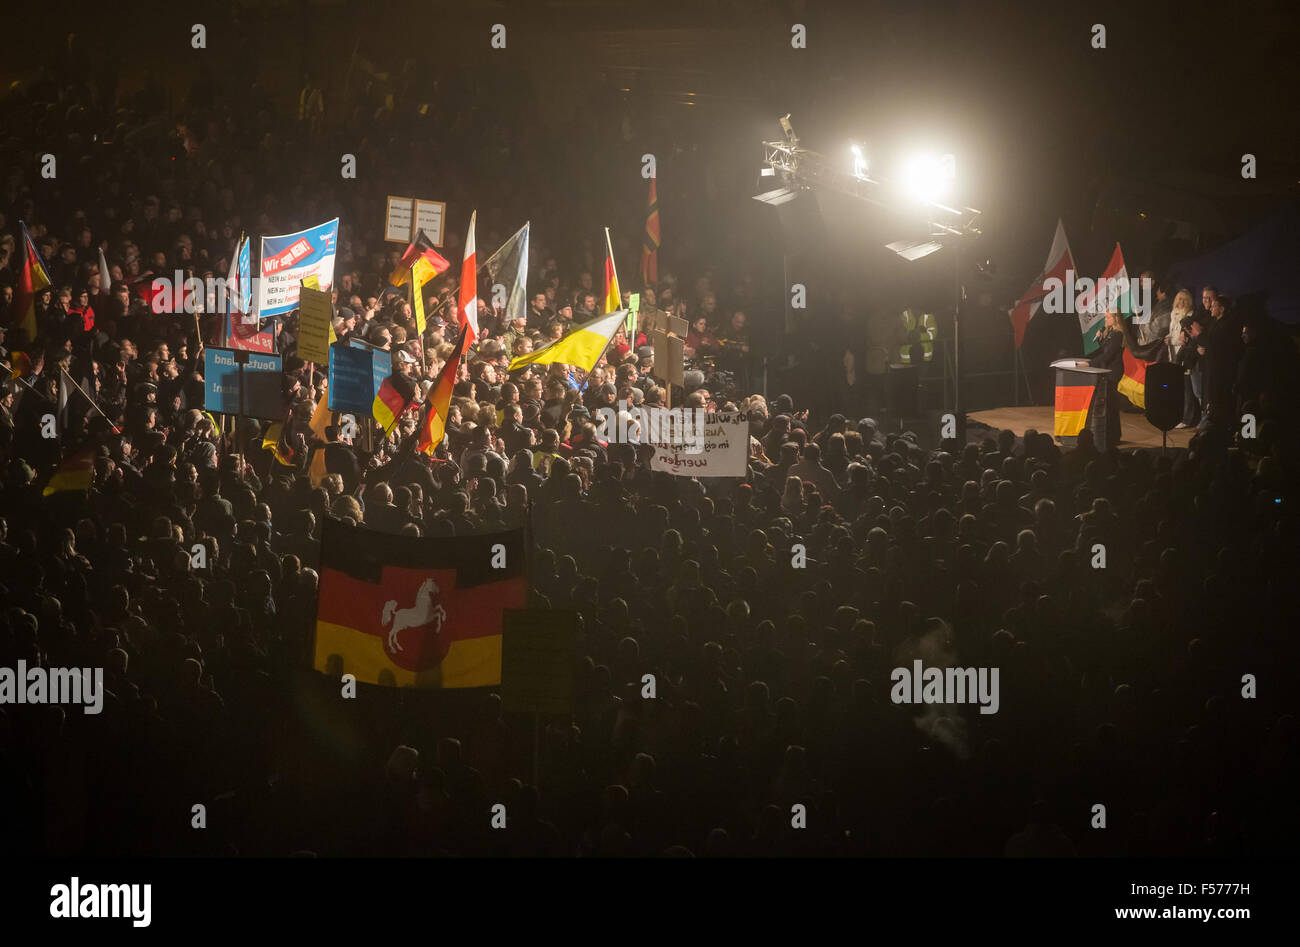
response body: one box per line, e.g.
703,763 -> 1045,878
2,68 -> 1298,858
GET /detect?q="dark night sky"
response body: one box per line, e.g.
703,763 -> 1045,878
8,0 -> 1298,315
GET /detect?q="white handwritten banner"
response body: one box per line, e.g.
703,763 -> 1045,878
648,411 -> 748,477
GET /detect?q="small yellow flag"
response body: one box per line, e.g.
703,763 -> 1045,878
412,268 -> 426,336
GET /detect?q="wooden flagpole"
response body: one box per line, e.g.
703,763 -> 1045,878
60,367 -> 120,432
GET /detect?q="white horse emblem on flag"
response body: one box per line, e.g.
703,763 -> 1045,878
381,577 -> 447,653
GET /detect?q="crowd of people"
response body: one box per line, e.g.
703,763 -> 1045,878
1,70 -> 1298,859
1106,277 -> 1299,433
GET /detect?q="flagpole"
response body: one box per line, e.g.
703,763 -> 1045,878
1,362 -> 53,402
60,367 -> 120,432
604,227 -> 625,320
222,238 -> 232,349
604,227 -> 620,291
598,226 -> 628,389
953,243 -> 964,442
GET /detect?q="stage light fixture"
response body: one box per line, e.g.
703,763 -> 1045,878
850,144 -> 868,181
758,116 -> 979,239
885,238 -> 946,262
901,153 -> 956,204
756,117 -> 983,441
752,186 -> 801,206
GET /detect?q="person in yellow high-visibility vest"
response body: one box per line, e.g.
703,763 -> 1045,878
895,309 -> 936,364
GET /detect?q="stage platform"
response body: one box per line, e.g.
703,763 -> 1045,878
968,405 -> 1194,450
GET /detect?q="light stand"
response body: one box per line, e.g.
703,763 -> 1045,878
755,116 -> 983,442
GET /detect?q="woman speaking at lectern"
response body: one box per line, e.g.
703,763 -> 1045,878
1094,309 -> 1126,450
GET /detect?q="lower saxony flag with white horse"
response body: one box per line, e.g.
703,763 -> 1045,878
313,519 -> 525,687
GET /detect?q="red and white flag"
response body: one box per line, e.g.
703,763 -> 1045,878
1008,219 -> 1074,349
457,211 -> 480,346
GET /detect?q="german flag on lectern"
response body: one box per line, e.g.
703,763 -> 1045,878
1054,377 -> 1097,438
314,519 -> 526,687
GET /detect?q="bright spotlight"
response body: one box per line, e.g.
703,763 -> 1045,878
850,144 -> 868,180
900,153 -> 955,204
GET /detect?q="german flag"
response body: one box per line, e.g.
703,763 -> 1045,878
1053,380 -> 1096,437
602,228 -> 621,315
1117,347 -> 1150,410
389,230 -> 450,288
1115,313 -> 1161,411
372,371 -> 417,435
261,413 -> 297,467
313,519 -> 527,687
9,351 -> 34,380
640,176 -> 659,287
43,446 -> 96,496
417,330 -> 467,455
10,222 -> 50,342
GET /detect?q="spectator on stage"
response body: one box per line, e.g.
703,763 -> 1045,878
684,316 -> 720,360
1138,276 -> 1173,351
1174,315 -> 1205,428
1165,289 -> 1195,360
1201,294 -> 1243,426
1197,284 -> 1219,324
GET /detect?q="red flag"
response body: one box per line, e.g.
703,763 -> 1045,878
1009,219 -> 1074,349
133,274 -> 196,314
228,311 -> 276,353
457,211 -> 480,347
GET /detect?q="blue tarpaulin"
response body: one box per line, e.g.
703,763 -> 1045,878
1167,203 -> 1300,325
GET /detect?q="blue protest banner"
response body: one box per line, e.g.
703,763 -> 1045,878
329,344 -> 374,412
349,338 -> 391,404
256,218 -> 339,317
204,348 -> 283,420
